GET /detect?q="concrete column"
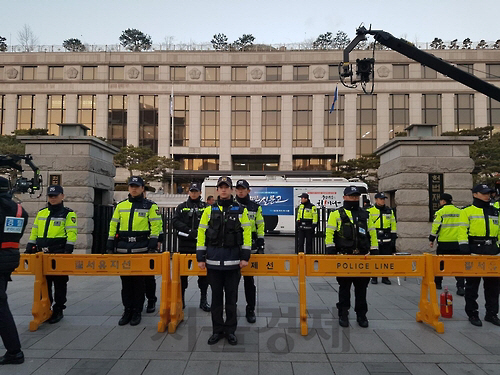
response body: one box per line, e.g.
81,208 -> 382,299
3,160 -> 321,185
65,94 -> 78,123
95,94 -> 108,139
280,95 -> 293,170
220,66 -> 231,82
409,93 -> 422,126
190,95 -> 201,148
127,94 -> 139,147
219,96 -> 231,170
377,93 -> 390,147
35,94 -> 47,130
158,94 -> 171,157
312,95 -> 324,148
344,94 -> 357,160
3,94 -> 17,135
474,93 -> 488,128
250,95 -> 262,148
442,93 -> 455,133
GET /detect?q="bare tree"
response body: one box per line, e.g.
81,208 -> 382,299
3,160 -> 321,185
17,24 -> 39,52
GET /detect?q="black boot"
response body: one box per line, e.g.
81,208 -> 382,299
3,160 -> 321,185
130,311 -> 141,326
338,310 -> 349,327
182,291 -> 186,310
146,299 -> 156,313
0,351 -> 24,365
118,309 -> 133,326
48,308 -> 64,324
199,294 -> 211,312
246,306 -> 256,323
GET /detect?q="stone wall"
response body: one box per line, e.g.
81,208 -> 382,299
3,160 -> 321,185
375,136 -> 477,254
17,136 -> 118,253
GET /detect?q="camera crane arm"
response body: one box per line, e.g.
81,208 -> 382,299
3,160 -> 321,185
341,26 -> 500,102
0,154 -> 42,194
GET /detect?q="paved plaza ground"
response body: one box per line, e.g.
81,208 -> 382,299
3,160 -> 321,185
2,236 -> 500,375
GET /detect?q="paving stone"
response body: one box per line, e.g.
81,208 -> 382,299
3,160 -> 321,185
317,323 -> 356,354
31,358 -> 79,375
64,326 -> 114,350
0,358 -> 47,375
327,353 -> 400,363
65,368 -> 110,375
259,353 -> 328,362
218,360 -> 258,375
292,362 -> 335,375
23,348 -> 59,358
72,359 -> 117,369
53,350 -> 125,359
141,360 -> 187,375
438,331 -> 491,355
478,364 -> 500,375
190,351 -> 259,361
466,355 -> 500,364
365,362 -> 409,373
401,329 -> 459,354
258,327 -> 289,353
438,363 -> 488,375
396,354 -> 471,363
120,351 -> 191,360
346,331 -> 392,354
128,326 -> 166,351
258,361 -> 293,375
374,329 -> 423,354
183,360 -> 220,375
331,362 -> 370,375
30,325 -> 87,350
92,326 -> 144,351
106,359 -> 149,375
285,328 -> 325,353
403,363 -> 447,375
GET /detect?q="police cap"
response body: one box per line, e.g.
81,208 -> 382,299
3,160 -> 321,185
344,186 -> 361,196
298,193 -> 309,199
47,185 -> 64,196
374,192 -> 387,199
236,179 -> 250,189
217,176 -> 233,188
128,176 -> 145,186
472,184 -> 494,194
440,193 -> 453,202
189,182 -> 201,191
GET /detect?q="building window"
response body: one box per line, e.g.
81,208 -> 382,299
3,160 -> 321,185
170,66 -> 186,81
422,94 -> 442,134
77,95 -> 96,136
293,156 -> 342,171
231,96 -> 250,147
266,66 -> 282,81
328,65 -> 338,80
47,95 -> 66,135
173,96 -> 189,146
109,66 -> 124,80
22,66 -> 37,80
139,95 -> 158,152
177,156 -> 219,171
205,66 -> 220,81
455,94 -> 474,131
487,64 -> 500,79
421,65 -> 437,79
262,96 -> 281,147
389,94 -> 409,138
143,66 -> 158,81
457,64 -> 474,75
108,95 -> 127,148
82,66 -> 97,80
17,95 -> 36,130
231,67 -> 247,81
488,98 -> 500,133
233,156 -> 279,171
324,94 -> 345,147
356,94 -> 377,156
393,64 -> 409,79
201,96 -> 220,147
293,66 -> 309,81
0,95 -> 4,135
48,66 -> 64,80
293,95 -> 312,147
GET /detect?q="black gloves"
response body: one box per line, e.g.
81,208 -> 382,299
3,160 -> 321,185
25,243 -> 37,254
64,244 -> 74,254
256,238 -> 265,253
428,235 -> 436,242
148,238 -> 159,253
188,229 -> 197,240
106,240 -> 115,254
370,249 -> 380,255
325,246 -> 337,255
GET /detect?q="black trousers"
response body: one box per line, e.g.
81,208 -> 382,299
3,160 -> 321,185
336,277 -> 370,316
372,242 -> 393,280
434,243 -> 464,288
145,276 -> 157,302
181,275 -> 209,296
465,277 -> 500,316
120,276 -> 145,312
244,276 -> 256,310
0,273 -> 21,354
207,268 -> 241,335
46,275 -> 69,310
297,229 -> 314,254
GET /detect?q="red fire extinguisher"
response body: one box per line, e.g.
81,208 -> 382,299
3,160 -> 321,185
440,287 -> 453,318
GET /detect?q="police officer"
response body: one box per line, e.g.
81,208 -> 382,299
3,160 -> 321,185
458,183 -> 500,327
429,193 -> 464,295
107,176 -> 162,326
206,195 -> 215,205
235,179 -> 265,324
325,186 -> 378,328
172,181 -> 210,312
197,176 -> 252,346
26,185 -> 77,324
368,192 -> 397,285
296,193 -> 318,254
143,190 -> 158,314
0,177 -> 28,365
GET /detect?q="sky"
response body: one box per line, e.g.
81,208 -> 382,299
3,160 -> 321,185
1,0 -> 498,47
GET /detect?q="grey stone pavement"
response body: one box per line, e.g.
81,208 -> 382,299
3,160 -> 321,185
2,237 -> 500,375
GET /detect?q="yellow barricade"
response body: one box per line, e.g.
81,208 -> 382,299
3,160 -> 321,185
13,253 -> 171,333
168,253 -> 307,335
433,255 -> 500,277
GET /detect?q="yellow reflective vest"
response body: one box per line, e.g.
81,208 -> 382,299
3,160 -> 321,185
429,204 -> 462,243
458,202 -> 500,255
296,202 -> 318,228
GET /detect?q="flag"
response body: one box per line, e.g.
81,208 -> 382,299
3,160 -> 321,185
170,87 -> 174,116
329,86 -> 338,113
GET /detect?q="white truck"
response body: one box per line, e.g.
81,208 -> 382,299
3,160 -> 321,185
201,175 -> 369,234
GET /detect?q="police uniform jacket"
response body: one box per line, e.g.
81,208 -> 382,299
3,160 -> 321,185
368,204 -> 397,244
296,201 -> 318,229
236,195 -> 265,252
108,194 -> 162,253
458,198 -> 500,255
196,197 -> 252,270
325,207 -> 378,255
429,204 -> 462,252
28,203 -> 77,253
0,192 -> 28,272
172,197 -> 207,252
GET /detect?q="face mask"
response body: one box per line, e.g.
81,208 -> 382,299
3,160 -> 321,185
344,200 -> 359,210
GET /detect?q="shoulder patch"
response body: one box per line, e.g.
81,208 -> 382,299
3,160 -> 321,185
71,216 -> 76,223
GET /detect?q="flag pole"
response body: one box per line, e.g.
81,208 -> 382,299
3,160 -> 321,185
335,102 -> 339,165
170,87 -> 174,194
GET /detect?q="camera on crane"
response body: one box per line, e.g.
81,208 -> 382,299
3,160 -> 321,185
14,176 -> 40,194
356,58 -> 375,83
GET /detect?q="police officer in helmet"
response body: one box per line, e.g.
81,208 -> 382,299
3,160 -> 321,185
325,186 -> 378,328
172,181 -> 211,312
0,177 -> 28,365
197,176 -> 252,346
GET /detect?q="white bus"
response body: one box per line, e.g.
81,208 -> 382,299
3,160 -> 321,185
201,175 -> 369,234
